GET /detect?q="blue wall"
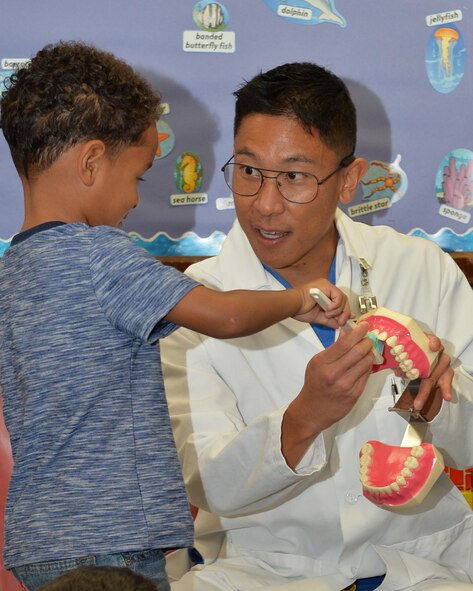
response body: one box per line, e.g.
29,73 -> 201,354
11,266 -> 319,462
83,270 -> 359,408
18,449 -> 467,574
1,0 -> 472,254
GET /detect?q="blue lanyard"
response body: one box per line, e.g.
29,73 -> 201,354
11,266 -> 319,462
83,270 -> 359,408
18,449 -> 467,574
263,257 -> 337,348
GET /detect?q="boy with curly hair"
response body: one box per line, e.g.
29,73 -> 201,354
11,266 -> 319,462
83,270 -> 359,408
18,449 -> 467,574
0,41 -> 352,590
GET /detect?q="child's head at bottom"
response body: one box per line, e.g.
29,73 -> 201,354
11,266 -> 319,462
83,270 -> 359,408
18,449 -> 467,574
0,40 -> 161,227
36,565 -> 159,590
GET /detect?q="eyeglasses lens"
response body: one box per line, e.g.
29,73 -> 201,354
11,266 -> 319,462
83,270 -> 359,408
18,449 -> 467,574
224,163 -> 318,204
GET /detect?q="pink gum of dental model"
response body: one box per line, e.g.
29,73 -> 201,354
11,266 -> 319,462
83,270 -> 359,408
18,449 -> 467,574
358,307 -> 439,379
359,440 -> 445,508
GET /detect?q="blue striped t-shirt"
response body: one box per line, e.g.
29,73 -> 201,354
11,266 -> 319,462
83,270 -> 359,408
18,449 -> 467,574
0,223 -> 197,568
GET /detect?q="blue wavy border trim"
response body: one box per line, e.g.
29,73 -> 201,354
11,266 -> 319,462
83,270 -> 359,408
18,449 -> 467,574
0,239 -> 12,257
127,230 -> 226,256
407,227 -> 473,252
1,227 -> 471,257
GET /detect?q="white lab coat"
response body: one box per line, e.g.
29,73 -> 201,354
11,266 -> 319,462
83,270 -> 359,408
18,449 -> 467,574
162,210 -> 473,591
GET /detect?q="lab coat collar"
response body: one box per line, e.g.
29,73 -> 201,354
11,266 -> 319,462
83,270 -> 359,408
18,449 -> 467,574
216,220 -> 274,291
334,208 -> 374,270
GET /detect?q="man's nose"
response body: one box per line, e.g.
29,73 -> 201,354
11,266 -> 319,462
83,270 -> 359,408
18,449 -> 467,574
253,175 -> 286,214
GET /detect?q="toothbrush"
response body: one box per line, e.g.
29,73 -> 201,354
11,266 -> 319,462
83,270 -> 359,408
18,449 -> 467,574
309,288 -> 384,364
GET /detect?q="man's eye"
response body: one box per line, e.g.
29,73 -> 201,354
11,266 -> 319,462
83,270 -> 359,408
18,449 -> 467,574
241,165 -> 258,177
285,171 -> 304,181
138,177 -> 146,182
234,164 -> 257,177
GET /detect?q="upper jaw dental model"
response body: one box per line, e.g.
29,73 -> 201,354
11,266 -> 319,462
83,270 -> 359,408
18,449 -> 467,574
357,307 -> 444,509
357,306 -> 439,379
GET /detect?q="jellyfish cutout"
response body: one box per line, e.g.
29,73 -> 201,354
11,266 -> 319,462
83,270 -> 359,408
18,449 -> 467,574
434,27 -> 459,77
425,25 -> 465,93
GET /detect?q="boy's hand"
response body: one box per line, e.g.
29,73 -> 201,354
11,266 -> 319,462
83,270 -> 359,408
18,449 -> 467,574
294,279 -> 352,328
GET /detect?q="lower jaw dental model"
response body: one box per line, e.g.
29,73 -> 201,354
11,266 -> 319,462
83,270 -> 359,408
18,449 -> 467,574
357,307 -> 444,509
359,439 -> 445,509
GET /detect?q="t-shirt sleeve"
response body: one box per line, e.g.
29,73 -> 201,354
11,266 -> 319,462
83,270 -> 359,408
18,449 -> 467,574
88,227 -> 199,343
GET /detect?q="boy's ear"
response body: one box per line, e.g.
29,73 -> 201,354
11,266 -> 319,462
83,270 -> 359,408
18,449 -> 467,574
338,157 -> 368,205
79,140 -> 107,186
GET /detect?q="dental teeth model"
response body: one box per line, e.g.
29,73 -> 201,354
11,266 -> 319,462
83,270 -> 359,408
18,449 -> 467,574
356,307 -> 444,508
357,307 -> 439,379
359,440 -> 444,508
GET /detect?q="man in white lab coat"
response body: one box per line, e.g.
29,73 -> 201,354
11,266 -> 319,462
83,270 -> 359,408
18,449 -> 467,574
162,62 -> 473,591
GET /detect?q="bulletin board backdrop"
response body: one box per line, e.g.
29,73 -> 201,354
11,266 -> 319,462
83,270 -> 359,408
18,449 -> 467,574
0,0 -> 472,258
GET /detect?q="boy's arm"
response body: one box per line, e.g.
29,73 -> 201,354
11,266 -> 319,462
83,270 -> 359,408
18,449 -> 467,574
165,280 -> 351,339
165,285 -> 303,338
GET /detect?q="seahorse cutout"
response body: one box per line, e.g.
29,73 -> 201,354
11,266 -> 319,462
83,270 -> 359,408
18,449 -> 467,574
179,154 -> 199,193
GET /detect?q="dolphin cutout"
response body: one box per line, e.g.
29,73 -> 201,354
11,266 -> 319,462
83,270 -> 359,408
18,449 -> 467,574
304,0 -> 346,26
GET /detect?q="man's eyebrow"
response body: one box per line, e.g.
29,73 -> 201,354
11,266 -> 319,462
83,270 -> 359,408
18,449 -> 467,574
281,154 -> 316,165
234,148 -> 255,159
234,150 -> 316,167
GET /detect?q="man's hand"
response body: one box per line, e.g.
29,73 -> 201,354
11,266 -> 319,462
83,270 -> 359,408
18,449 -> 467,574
282,321 -> 374,468
412,335 -> 452,419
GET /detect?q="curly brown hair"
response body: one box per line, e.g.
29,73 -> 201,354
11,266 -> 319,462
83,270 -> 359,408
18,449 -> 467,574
37,566 -> 159,590
0,40 -> 162,177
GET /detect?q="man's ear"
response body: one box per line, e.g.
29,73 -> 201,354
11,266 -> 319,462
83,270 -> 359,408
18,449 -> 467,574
339,157 -> 368,205
78,140 -> 107,186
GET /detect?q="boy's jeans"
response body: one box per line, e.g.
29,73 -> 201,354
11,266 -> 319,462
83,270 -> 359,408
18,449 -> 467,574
11,548 -> 170,590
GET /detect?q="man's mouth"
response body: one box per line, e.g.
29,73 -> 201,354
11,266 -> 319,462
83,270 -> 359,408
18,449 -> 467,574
257,228 -> 288,240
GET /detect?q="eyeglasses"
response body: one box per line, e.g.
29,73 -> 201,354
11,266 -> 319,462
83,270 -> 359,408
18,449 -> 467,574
221,154 -> 355,204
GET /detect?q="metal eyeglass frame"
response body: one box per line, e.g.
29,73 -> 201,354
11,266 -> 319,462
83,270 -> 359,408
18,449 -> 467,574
221,154 -> 356,204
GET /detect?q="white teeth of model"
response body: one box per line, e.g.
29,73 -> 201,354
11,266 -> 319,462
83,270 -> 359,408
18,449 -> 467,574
404,456 -> 419,469
386,336 -> 398,347
371,329 -> 380,336
360,453 -> 371,466
406,369 -> 420,379
395,352 -> 408,362
396,475 -> 407,486
377,331 -> 388,341
361,443 -> 373,455
401,467 -> 413,478
391,344 -> 404,355
360,459 -> 370,468
411,446 -> 424,458
400,359 -> 413,371
390,481 -> 400,492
